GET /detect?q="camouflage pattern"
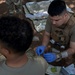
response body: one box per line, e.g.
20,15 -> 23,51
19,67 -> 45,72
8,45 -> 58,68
6,0 -> 25,18
46,13 -> 75,66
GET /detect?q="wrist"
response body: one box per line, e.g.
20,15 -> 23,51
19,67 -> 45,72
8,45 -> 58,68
60,51 -> 68,58
41,45 -> 46,48
56,51 -> 68,62
42,44 -> 46,47
42,42 -> 47,47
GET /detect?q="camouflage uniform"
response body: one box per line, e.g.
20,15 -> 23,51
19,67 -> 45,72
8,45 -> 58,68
6,0 -> 25,18
45,13 -> 75,66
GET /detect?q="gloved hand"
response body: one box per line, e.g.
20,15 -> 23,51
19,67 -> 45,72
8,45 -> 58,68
36,45 -> 46,55
43,53 -> 57,62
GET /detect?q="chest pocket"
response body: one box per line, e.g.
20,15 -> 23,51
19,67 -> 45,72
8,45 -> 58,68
50,24 -> 74,51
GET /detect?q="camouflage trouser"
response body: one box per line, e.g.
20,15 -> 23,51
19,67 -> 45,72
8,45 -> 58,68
6,0 -> 24,15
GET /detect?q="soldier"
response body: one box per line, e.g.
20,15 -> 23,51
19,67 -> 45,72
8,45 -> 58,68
6,0 -> 25,19
36,0 -> 75,67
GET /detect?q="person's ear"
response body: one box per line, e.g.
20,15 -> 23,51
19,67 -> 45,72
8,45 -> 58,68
1,48 -> 9,56
64,12 -> 68,18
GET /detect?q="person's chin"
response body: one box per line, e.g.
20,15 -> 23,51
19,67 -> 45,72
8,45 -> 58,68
54,25 -> 59,27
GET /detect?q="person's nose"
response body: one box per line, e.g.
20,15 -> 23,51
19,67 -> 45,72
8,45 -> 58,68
52,21 -> 56,25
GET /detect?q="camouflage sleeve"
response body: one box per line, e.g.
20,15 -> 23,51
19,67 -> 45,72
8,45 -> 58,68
70,25 -> 75,42
34,56 -> 49,72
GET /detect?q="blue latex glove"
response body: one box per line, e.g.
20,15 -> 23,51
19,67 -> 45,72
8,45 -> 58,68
36,45 -> 46,55
43,53 -> 57,62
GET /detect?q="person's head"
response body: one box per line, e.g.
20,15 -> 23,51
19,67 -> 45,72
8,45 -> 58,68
0,16 -> 33,56
48,0 -> 69,27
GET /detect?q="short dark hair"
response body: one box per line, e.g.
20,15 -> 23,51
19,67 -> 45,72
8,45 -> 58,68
0,16 -> 33,55
48,0 -> 66,16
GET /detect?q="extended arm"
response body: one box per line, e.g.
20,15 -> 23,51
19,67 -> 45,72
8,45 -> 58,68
43,41 -> 75,63
42,31 -> 50,46
36,31 -> 50,55
63,41 -> 75,57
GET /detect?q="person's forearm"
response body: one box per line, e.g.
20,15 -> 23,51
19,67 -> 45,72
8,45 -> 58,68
56,47 -> 75,60
66,48 -> 75,56
42,32 -> 50,47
